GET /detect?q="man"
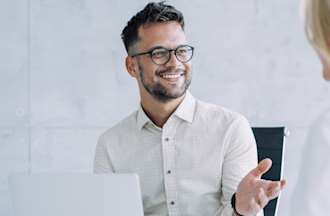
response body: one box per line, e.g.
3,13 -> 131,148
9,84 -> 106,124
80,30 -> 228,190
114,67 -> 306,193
94,2 -> 286,216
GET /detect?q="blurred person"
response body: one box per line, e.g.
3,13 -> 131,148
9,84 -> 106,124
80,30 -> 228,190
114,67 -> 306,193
292,0 -> 330,215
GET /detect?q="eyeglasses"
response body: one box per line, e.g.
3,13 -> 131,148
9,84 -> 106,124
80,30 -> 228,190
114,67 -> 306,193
130,45 -> 194,65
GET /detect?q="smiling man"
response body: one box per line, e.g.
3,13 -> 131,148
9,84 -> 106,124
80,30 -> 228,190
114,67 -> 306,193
94,2 -> 285,216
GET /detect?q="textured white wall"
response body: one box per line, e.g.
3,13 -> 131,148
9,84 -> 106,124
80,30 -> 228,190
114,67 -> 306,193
1,0 -> 329,215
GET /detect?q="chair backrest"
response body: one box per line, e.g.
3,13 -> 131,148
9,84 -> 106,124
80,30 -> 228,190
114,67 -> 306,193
252,127 -> 287,216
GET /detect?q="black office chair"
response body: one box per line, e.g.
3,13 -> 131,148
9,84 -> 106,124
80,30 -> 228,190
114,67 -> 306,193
252,127 -> 288,216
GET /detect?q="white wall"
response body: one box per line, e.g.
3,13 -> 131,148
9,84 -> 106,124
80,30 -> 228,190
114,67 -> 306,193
1,0 -> 329,215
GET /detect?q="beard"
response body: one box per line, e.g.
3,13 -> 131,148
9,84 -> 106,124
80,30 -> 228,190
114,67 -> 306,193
138,63 -> 192,103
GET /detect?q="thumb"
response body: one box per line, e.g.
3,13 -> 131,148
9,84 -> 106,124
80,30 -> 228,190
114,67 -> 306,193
250,158 -> 272,178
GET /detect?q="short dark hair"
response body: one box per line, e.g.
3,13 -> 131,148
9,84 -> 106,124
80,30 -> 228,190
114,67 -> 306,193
121,1 -> 185,53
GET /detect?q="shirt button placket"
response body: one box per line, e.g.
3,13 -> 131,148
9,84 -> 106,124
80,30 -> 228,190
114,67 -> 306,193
162,134 -> 178,216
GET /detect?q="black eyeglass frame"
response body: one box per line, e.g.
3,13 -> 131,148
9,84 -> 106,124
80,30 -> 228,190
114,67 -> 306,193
130,44 -> 194,65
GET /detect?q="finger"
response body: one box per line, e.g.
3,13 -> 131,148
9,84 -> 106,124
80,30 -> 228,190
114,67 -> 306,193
266,182 -> 282,199
280,179 -> 287,189
257,188 -> 269,208
258,178 -> 287,194
250,199 -> 262,213
250,158 -> 272,178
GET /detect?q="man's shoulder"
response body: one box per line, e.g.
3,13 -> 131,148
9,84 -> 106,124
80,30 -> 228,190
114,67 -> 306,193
195,99 -> 247,125
99,110 -> 138,141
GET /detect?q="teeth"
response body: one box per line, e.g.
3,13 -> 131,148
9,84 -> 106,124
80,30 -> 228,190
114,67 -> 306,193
161,74 -> 181,79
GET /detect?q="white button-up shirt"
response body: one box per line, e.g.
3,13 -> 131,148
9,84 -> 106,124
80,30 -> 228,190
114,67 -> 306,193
94,91 -> 259,216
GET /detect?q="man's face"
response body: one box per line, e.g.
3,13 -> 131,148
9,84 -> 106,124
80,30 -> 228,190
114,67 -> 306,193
130,21 -> 192,102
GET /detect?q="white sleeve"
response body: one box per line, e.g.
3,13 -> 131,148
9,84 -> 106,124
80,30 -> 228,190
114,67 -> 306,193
217,115 -> 263,216
93,134 -> 115,174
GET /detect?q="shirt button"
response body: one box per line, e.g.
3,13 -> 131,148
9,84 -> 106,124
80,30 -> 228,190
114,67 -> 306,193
170,201 -> 175,205
167,170 -> 171,174
164,137 -> 169,142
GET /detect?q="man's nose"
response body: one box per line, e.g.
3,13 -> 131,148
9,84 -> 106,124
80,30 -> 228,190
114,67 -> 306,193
166,51 -> 181,67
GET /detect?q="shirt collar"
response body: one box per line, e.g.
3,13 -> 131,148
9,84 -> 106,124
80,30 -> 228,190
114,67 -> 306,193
173,91 -> 196,123
137,105 -> 150,130
136,91 -> 196,130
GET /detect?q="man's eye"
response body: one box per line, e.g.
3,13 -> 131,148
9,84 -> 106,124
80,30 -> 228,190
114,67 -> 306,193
177,49 -> 188,55
152,50 -> 168,58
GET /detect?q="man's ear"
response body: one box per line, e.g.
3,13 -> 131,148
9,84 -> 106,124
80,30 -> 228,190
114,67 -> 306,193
125,56 -> 138,78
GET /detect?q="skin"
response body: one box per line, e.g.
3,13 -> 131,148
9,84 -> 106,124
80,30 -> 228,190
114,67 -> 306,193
319,53 -> 330,80
235,159 -> 286,216
124,21 -> 286,215
125,21 -> 192,128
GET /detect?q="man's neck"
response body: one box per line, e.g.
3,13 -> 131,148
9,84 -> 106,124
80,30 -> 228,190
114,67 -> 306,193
140,92 -> 185,128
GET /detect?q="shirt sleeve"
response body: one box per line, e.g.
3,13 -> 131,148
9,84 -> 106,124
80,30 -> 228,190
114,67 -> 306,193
217,115 -> 263,216
93,134 -> 115,174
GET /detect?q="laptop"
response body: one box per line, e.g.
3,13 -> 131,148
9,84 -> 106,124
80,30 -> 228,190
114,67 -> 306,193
9,173 -> 144,216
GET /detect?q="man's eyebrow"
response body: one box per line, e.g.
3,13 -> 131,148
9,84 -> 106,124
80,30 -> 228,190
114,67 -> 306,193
146,45 -> 167,51
147,44 -> 189,51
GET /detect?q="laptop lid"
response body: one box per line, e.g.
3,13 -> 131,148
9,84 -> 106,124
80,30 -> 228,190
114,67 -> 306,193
9,173 -> 144,216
